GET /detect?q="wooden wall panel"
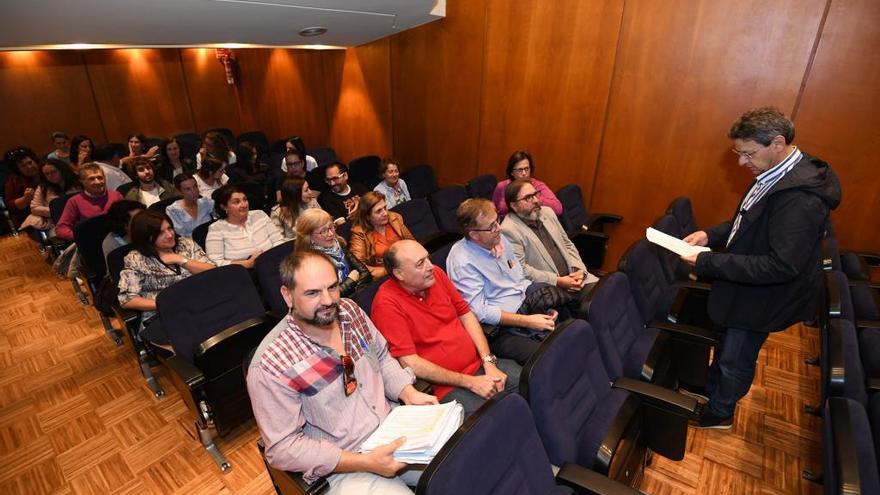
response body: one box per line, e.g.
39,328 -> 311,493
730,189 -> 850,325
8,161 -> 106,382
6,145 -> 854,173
235,49 -> 330,147
390,0 -> 487,185
591,0 -> 828,267
0,51 -> 104,154
794,0 -> 880,252
476,0 -> 623,193
323,39 -> 393,164
83,49 -> 195,142
179,48 -> 241,135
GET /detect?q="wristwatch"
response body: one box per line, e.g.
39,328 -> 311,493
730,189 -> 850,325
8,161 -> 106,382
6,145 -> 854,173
482,354 -> 498,366
180,257 -> 190,267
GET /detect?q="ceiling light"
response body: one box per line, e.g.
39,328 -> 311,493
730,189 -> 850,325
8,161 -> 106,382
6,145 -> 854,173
298,26 -> 327,37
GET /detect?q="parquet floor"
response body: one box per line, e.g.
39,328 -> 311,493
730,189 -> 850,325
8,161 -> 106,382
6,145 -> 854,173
0,233 -> 824,494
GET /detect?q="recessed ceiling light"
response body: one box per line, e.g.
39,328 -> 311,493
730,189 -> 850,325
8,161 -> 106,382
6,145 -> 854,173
298,26 -> 327,37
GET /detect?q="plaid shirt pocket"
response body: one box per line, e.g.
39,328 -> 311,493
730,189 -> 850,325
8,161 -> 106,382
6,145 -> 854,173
284,353 -> 342,396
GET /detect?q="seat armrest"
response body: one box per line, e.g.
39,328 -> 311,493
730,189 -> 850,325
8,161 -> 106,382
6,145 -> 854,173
587,213 -> 623,232
164,355 -> 206,390
556,462 -> 642,495
854,252 -> 880,266
612,376 -> 698,417
649,320 -> 717,346
674,280 -> 712,292
856,320 -> 880,330
866,378 -> 880,392
413,379 -> 434,394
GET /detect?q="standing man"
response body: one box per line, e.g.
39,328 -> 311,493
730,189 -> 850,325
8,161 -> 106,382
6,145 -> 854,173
247,250 -> 437,494
682,107 -> 840,429
501,179 -> 599,317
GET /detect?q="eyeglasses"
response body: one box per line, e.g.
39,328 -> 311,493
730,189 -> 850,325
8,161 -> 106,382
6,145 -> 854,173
315,225 -> 336,236
468,220 -> 501,233
341,354 -> 357,396
325,172 -> 347,183
731,147 -> 763,160
514,192 -> 540,204
512,166 -> 531,174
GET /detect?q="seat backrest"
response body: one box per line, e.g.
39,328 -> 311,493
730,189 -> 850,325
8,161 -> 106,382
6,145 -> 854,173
352,277 -> 386,316
173,133 -> 200,161
305,164 -> 329,193
348,155 -> 381,189
665,196 -> 699,236
107,244 -> 137,284
823,397 -> 880,495
73,214 -> 109,282
520,319 -> 613,468
254,240 -> 295,314
144,137 -> 163,151
402,164 -> 439,199
391,198 -> 442,243
585,272 -> 647,380
116,182 -> 136,196
617,240 -> 675,322
192,218 -> 217,251
555,184 -> 591,233
417,394 -> 569,495
148,195 -> 182,212
237,131 -> 269,153
429,240 -> 457,272
308,147 -> 337,168
466,174 -> 497,200
269,138 -> 287,155
49,192 -> 77,224
237,182 -> 268,212
824,319 -> 868,407
156,265 -> 267,363
336,220 -> 352,243
428,186 -> 468,234
826,270 -> 855,324
652,214 -> 691,284
204,128 -> 235,148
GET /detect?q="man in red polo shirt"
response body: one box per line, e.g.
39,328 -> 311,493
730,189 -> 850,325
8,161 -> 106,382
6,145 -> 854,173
371,240 -> 521,417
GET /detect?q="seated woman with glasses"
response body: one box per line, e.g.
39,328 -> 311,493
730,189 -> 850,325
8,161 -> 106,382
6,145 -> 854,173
349,191 -> 415,278
19,158 -> 81,235
270,177 -> 319,240
491,150 -> 562,217
205,184 -> 284,268
294,208 -> 372,297
118,209 -> 214,346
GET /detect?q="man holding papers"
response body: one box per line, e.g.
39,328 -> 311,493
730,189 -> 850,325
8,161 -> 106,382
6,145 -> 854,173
680,107 -> 840,430
247,250 -> 438,494
372,240 -> 521,417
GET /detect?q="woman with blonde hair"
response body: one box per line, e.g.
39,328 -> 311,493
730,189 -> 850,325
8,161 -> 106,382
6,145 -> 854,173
294,208 -> 371,296
349,191 -> 415,278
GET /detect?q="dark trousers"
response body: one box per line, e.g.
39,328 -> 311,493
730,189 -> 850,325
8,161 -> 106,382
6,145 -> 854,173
490,331 -> 542,366
139,316 -> 171,346
440,359 -> 521,417
706,327 -> 769,417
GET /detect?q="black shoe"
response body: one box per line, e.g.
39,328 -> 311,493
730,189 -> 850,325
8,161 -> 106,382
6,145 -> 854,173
693,411 -> 733,430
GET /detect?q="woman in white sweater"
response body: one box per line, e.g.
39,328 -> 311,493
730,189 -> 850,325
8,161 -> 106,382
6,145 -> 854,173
205,184 -> 284,268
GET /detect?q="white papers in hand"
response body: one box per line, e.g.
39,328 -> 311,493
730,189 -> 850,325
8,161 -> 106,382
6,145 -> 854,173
360,401 -> 464,464
646,227 -> 710,257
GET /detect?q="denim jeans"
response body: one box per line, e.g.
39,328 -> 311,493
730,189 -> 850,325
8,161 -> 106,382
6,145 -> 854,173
706,327 -> 769,417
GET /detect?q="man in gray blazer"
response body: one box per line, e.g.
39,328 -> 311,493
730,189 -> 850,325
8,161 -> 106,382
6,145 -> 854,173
501,179 -> 598,316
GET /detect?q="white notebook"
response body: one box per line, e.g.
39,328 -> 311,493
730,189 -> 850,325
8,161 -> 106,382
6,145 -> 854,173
646,227 -> 711,257
360,401 -> 464,464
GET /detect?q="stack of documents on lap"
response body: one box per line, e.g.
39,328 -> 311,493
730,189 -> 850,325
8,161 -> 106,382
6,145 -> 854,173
360,401 -> 464,464
646,227 -> 711,257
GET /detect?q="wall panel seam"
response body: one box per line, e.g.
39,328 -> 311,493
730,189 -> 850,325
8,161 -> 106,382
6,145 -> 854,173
792,0 -> 834,121
79,51 -> 108,144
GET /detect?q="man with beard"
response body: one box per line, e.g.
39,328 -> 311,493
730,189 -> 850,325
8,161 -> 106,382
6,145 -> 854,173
500,179 -> 598,317
123,157 -> 175,208
247,250 -> 437,494
318,162 -> 368,224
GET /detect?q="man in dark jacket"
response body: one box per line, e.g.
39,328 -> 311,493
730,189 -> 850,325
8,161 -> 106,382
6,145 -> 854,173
681,107 -> 841,429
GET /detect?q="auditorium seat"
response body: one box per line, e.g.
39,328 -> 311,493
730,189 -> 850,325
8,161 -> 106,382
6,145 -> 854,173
116,182 -> 136,196
73,214 -> 124,346
237,131 -> 270,154
665,196 -> 699,239
428,185 -> 468,234
348,155 -> 382,189
465,174 -> 497,200
417,394 -> 641,495
352,276 -> 386,316
155,265 -> 276,471
401,164 -> 439,199
816,397 -> 880,494
192,218 -> 217,251
254,240 -> 295,317
586,272 -> 715,389
555,184 -> 621,270
652,214 -> 699,283
204,127 -> 235,148
391,198 -> 459,253
308,147 -> 338,169
520,319 -> 697,487
148,195 -> 181,212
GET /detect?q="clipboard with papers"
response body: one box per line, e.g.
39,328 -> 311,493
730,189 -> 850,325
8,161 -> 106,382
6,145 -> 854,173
645,227 -> 711,257
359,401 -> 464,464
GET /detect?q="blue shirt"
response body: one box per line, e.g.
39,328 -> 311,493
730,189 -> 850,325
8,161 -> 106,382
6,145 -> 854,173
446,236 -> 530,325
373,179 -> 411,210
166,198 -> 214,237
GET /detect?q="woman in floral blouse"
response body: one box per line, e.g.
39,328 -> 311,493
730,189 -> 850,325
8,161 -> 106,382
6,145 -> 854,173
118,209 -> 214,346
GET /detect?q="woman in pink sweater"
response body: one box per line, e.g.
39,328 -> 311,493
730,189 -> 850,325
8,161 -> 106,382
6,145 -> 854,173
491,150 -> 562,217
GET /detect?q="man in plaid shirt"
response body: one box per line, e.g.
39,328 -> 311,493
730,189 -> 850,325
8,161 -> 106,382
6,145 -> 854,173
247,250 -> 437,494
